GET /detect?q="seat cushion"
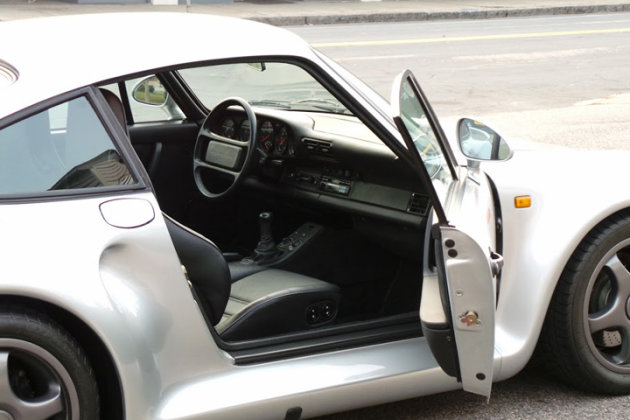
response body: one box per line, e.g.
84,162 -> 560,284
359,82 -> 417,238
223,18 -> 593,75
228,261 -> 267,282
217,269 -> 340,341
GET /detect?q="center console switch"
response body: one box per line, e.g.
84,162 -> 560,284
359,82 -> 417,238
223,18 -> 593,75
235,222 -> 323,276
277,222 -> 323,253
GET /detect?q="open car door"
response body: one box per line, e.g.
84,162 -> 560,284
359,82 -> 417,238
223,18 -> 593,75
391,70 -> 502,398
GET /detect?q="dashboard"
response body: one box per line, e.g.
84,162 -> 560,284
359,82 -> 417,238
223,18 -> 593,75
205,107 -> 431,226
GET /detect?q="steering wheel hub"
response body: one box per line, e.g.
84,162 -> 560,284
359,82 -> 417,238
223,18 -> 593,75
193,97 -> 257,200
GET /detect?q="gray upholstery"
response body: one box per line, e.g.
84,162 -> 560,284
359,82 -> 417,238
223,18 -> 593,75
228,261 -> 267,282
163,214 -> 340,340
217,269 -> 340,340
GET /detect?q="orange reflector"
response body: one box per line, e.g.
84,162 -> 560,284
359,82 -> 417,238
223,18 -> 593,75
515,196 -> 531,208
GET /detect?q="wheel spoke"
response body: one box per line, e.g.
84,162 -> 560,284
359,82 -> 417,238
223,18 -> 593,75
589,301 -> 626,333
16,385 -> 63,420
0,350 -> 18,407
589,254 -> 630,333
200,129 -> 250,147
615,326 -> 630,365
606,254 -> 630,297
0,349 -> 64,420
194,159 -> 239,177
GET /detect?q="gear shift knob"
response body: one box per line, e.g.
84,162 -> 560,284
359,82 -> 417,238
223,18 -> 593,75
258,212 -> 274,248
254,211 -> 276,259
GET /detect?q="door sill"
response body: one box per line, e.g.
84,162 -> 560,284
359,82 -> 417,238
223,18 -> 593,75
218,312 -> 421,365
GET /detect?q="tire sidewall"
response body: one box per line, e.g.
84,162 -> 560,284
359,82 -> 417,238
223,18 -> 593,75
565,220 -> 630,392
0,311 -> 99,420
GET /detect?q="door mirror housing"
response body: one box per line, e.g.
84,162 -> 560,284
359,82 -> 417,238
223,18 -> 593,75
457,118 -> 511,162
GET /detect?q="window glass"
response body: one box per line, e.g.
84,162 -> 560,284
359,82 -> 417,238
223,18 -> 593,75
179,62 -> 351,115
0,95 -> 136,195
101,77 -> 184,124
397,76 -> 452,199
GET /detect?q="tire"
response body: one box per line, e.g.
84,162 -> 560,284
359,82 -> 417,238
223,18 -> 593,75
540,213 -> 630,394
0,309 -> 100,419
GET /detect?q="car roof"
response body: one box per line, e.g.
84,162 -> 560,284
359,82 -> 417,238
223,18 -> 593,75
0,13 -> 315,120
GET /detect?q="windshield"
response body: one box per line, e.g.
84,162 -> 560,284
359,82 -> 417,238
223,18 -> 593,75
178,62 -> 352,115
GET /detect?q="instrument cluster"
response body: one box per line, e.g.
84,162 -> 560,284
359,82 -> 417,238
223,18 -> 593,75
218,117 -> 295,158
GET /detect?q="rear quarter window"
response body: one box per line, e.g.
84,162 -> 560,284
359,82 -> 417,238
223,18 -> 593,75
0,96 -> 136,196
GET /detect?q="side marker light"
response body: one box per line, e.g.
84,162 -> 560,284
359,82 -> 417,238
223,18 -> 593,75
515,196 -> 531,208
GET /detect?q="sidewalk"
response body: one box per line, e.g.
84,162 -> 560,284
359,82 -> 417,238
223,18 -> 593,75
1,0 -> 630,25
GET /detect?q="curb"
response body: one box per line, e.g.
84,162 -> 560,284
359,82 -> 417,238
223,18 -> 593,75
248,3 -> 630,26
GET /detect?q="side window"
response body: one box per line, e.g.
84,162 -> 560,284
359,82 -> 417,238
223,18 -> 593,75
0,95 -> 136,196
101,75 -> 184,124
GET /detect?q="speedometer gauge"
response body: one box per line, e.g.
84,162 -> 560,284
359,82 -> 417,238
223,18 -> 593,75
238,120 -> 251,141
259,121 -> 274,152
275,126 -> 289,155
221,119 -> 235,138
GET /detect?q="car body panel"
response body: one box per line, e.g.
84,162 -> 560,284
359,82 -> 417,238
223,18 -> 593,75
0,13 -> 314,120
482,148 -> 630,380
391,70 -> 498,398
156,338 -> 459,420
0,193 -> 462,419
0,192 -> 231,418
439,166 -> 499,397
3,11 -> 630,420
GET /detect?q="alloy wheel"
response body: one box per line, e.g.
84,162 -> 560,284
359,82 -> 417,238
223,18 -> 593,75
0,338 -> 79,420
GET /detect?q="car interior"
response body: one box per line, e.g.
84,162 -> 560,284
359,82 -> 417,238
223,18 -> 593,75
99,59 -> 433,362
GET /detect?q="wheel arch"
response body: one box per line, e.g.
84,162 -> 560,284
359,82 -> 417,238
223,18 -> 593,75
541,206 -> 630,324
494,188 -> 630,381
0,294 -> 124,420
534,207 -> 630,392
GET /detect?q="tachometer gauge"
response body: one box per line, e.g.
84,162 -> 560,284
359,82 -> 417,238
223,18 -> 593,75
259,120 -> 274,152
275,126 -> 289,155
221,119 -> 235,138
238,120 -> 251,141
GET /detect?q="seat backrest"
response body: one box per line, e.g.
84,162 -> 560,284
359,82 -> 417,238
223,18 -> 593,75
163,214 -> 231,325
99,88 -> 129,136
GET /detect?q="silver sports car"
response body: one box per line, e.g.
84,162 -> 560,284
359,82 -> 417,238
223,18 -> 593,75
1,12 -> 630,420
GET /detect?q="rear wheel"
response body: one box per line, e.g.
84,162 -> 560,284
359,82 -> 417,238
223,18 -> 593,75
541,213 -> 630,393
0,310 -> 99,419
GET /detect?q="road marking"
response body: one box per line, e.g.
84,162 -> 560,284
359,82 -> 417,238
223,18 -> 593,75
574,93 -> 630,106
454,47 -> 613,62
335,54 -> 416,62
312,27 -> 630,48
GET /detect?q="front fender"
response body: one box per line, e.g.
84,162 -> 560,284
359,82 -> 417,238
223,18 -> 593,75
484,148 -> 630,380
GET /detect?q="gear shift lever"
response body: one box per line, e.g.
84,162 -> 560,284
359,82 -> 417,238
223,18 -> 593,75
254,211 -> 277,261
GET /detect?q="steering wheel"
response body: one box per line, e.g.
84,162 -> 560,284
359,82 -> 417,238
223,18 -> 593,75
193,97 -> 257,200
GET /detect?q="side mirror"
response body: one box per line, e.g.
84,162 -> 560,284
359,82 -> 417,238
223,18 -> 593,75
132,76 -> 168,106
457,118 -> 511,162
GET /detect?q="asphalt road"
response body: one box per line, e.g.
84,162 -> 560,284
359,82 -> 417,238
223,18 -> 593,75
291,13 -> 630,420
291,13 -> 630,150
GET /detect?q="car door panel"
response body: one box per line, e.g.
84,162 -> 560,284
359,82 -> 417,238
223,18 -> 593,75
435,225 -> 496,397
391,70 -> 500,398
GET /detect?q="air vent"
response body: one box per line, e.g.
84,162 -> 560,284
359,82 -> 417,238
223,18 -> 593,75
302,138 -> 332,154
0,60 -> 19,88
407,193 -> 430,215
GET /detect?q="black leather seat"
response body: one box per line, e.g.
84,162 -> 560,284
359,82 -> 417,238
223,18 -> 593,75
164,214 -> 341,341
99,88 -> 341,341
